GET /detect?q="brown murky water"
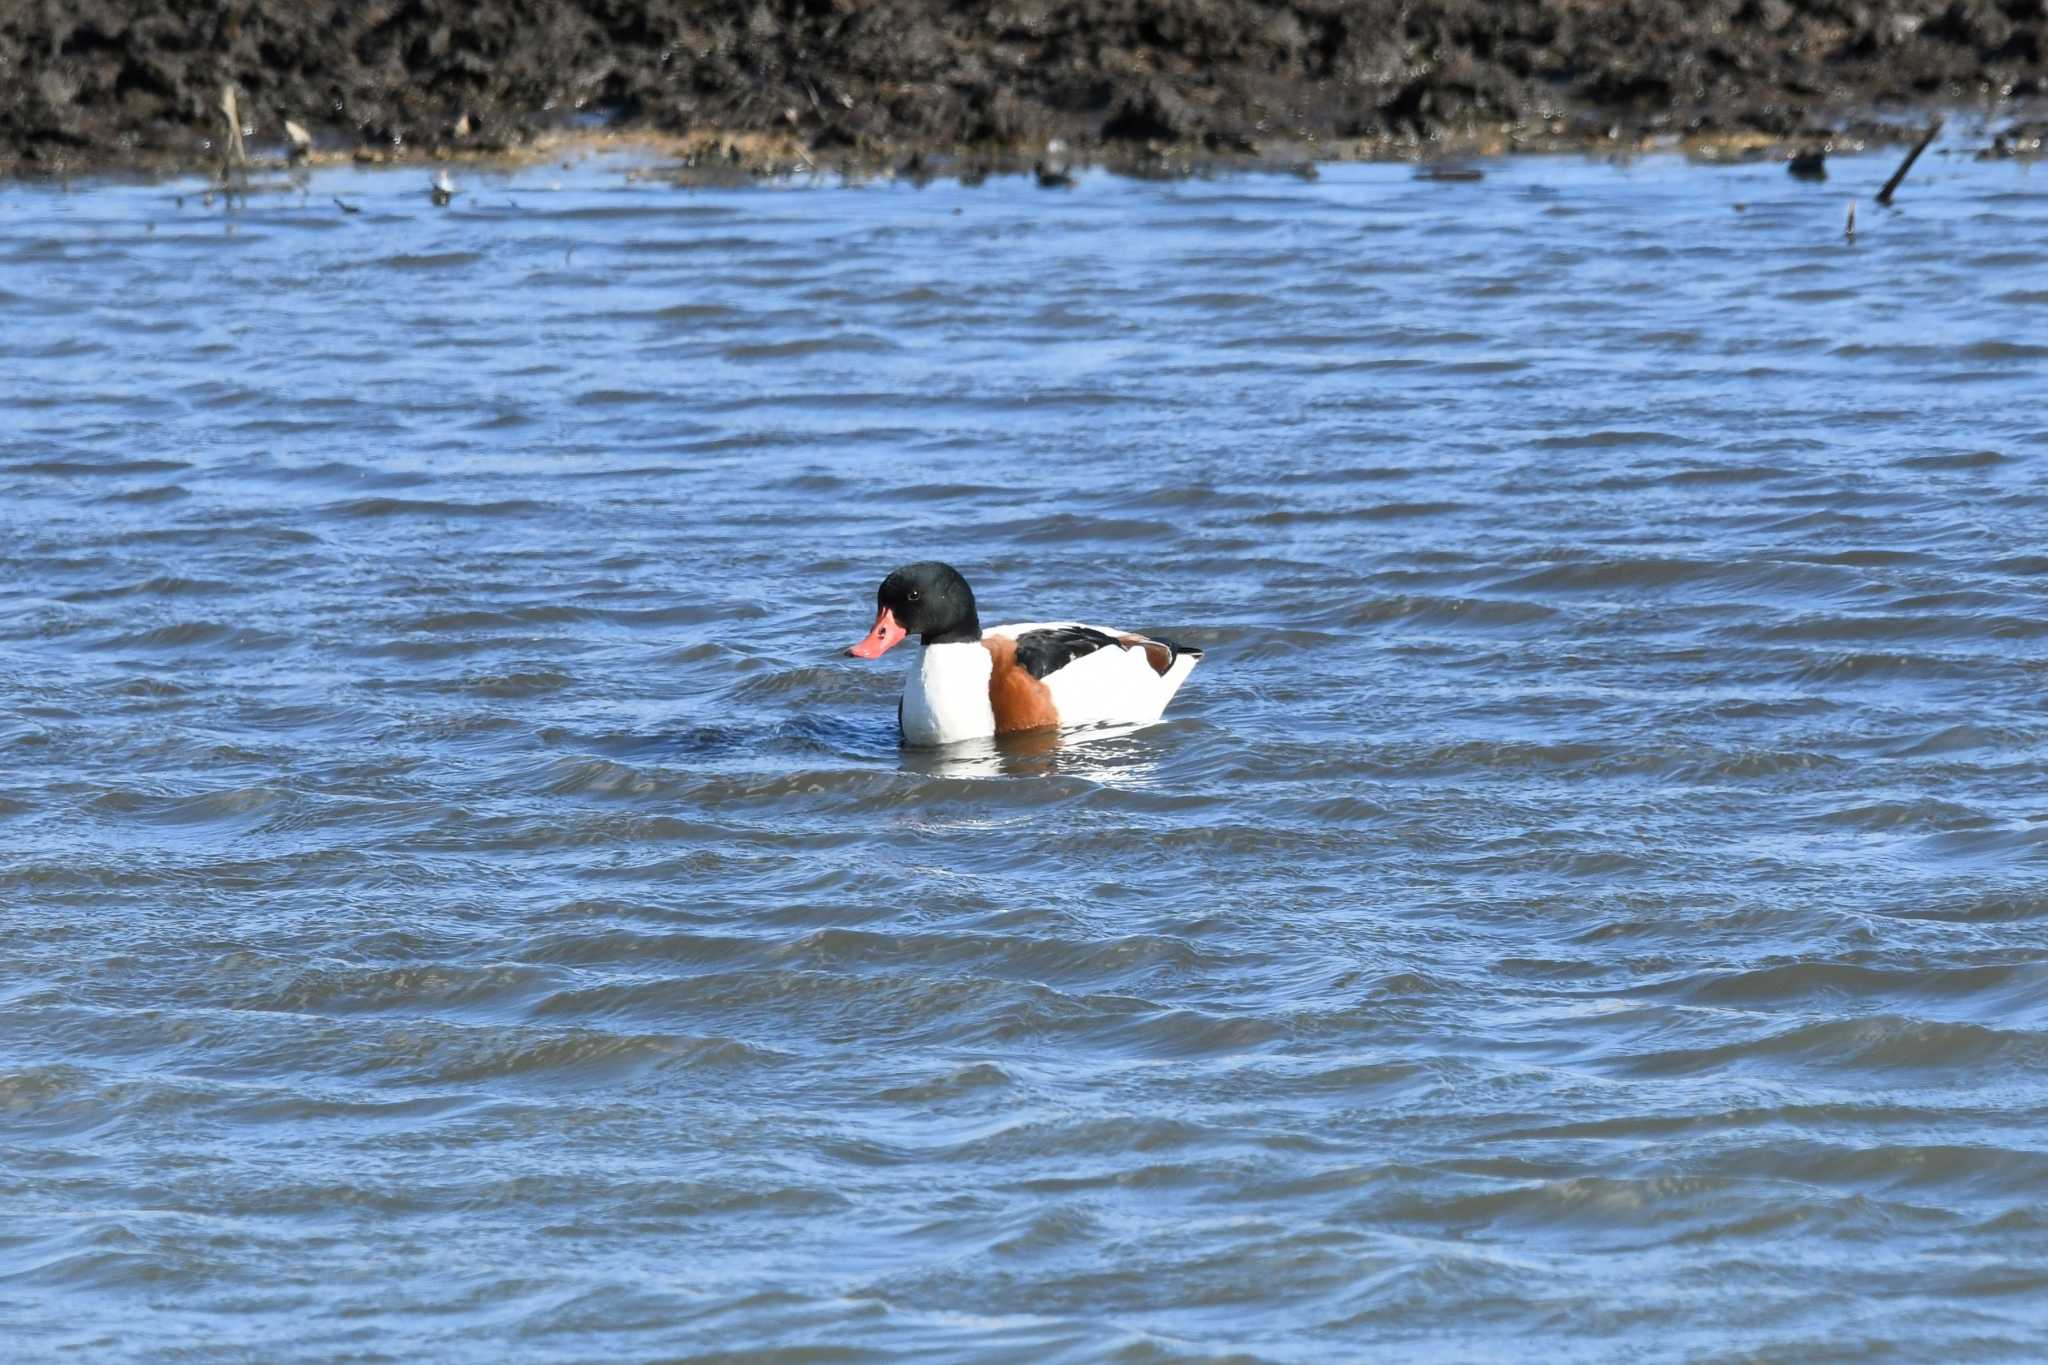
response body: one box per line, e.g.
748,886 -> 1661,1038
4,148 -> 2047,1361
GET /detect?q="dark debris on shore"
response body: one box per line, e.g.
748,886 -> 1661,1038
3,0 -> 2046,179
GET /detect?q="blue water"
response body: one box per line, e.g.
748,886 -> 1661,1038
3,146 -> 2047,1361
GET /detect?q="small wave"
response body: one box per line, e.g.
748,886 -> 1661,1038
616,234 -> 769,255
1532,429 -> 1698,450
60,576 -> 233,603
769,472 -> 846,492
1435,359 -> 1529,375
1661,747 -> 1848,781
1770,1141 -> 2048,1196
529,757 -> 685,800
1219,332 -> 1370,351
90,480 -> 189,507
763,928 -> 1220,991
402,606 -> 593,631
232,458 -> 425,487
1615,1014 -> 2042,1077
876,1062 -> 1015,1103
1809,549 -> 1928,566
887,482 -> 1014,502
365,1027 -> 778,1086
1807,798 -> 1990,832
459,669 -> 575,696
361,636 -> 566,661
982,512 -> 1178,544
1791,651 -> 1980,683
3,1246 -> 204,1294
1895,449 -> 2013,470
1830,342 -> 1943,361
725,665 -> 870,703
368,251 -> 485,270
1960,340 -> 2048,360
1400,738 -> 1619,774
1915,822 -> 2048,862
1109,485 -> 1271,510
722,334 -> 898,360
1272,463 -> 1418,484
1743,613 -> 2047,642
1383,1173 -> 1752,1235
573,388 -> 673,406
515,927 -> 757,969
1882,723 -> 2028,758
1342,595 -> 1556,629
1883,891 -> 2048,924
1672,960 -> 2048,1012
11,457 -> 190,477
214,1092 -> 482,1127
240,963 -> 551,1015
1486,557 -> 1715,593
1155,290 -> 1274,311
589,602 -> 728,627
1660,464 -> 1796,486
17,336 -> 109,359
1253,501 -> 1461,525
82,622 -> 289,653
547,204 -> 741,221
107,785 -> 288,826
324,497 -> 548,518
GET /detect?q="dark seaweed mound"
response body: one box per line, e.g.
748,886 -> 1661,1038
4,0 -> 2044,175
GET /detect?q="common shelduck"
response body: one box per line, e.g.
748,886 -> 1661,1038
846,562 -> 1202,746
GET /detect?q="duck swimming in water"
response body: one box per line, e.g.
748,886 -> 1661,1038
846,561 -> 1202,746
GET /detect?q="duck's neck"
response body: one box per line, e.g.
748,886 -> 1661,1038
921,610 -> 981,646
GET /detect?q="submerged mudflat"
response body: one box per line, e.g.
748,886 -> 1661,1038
3,151 -> 2047,1360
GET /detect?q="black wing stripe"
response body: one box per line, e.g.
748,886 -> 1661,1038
1011,626 -> 1120,680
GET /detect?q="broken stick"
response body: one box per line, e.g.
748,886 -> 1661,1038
1875,119 -> 1942,207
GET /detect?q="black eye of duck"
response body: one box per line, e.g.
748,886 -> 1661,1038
907,589 -> 922,602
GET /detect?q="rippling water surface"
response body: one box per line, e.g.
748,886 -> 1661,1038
5,147 -> 2048,1361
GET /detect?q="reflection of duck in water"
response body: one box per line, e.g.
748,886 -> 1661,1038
897,719 -> 1167,783
846,562 -> 1202,746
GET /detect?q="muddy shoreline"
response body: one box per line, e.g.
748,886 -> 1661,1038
5,1 -> 2046,181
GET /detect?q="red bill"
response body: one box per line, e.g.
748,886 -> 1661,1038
847,606 -> 909,658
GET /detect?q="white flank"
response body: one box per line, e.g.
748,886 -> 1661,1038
992,621 -> 1201,730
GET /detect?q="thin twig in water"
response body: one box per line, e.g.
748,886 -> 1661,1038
1845,200 -> 1856,239
1876,119 -> 1942,206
